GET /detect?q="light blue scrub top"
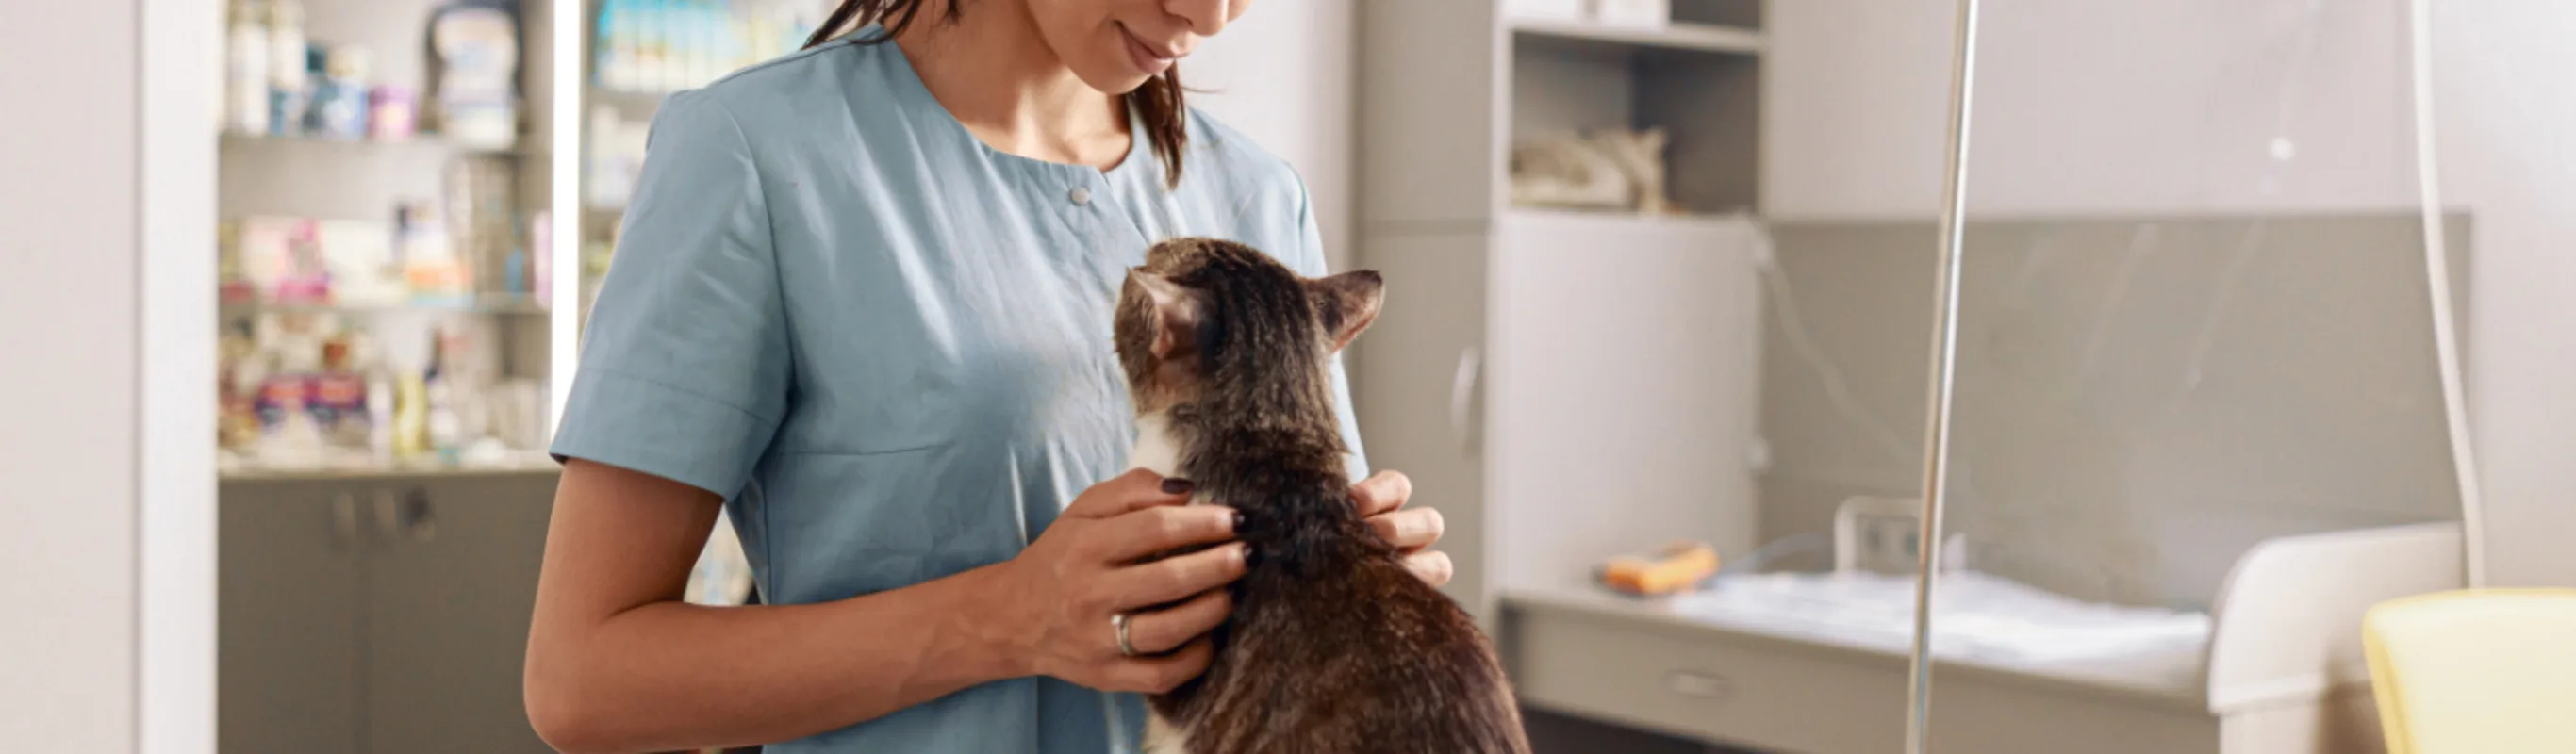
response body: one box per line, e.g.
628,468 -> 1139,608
550,36 -> 1366,753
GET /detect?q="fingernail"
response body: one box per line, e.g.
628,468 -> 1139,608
1240,544 -> 1260,568
1161,478 -> 1195,495
1231,509 -> 1245,531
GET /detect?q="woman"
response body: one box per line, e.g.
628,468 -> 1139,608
521,1 -> 1449,752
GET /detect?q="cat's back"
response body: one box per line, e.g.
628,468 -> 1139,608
1191,544 -> 1528,754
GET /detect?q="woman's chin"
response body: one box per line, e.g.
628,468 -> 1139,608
1074,66 -> 1159,97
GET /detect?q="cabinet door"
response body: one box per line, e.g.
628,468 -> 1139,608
1352,232 -> 1497,625
1490,213 -> 1763,591
221,480 -> 367,754
363,472 -> 559,754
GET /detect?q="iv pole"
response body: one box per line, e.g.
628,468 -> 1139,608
1906,0 -> 1982,751
2409,0 -> 2487,590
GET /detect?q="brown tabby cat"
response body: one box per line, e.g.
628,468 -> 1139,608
1113,238 -> 1529,754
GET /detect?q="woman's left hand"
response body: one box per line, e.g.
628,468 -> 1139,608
1352,471 -> 1452,587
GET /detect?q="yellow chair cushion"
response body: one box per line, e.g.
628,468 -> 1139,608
2365,589 -> 2576,754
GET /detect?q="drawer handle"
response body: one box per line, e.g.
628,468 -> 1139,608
1449,346 -> 1483,455
1665,670 -> 1732,700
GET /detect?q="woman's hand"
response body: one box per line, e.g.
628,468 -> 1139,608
1353,471 -> 1452,587
984,468 -> 1247,695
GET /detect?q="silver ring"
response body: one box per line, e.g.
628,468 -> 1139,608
1112,612 -> 1137,657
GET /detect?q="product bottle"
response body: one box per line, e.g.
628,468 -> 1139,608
308,44 -> 372,140
529,210 -> 553,305
358,336 -> 396,463
594,0 -> 620,90
259,324 -> 325,466
225,0 -> 272,135
393,369 -> 429,460
422,332 -> 463,462
398,201 -> 469,303
265,0 -> 307,136
690,0 -> 723,87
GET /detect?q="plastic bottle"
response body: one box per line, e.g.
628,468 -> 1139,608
225,0 -> 272,135
393,369 -> 429,460
266,0 -> 307,136
595,0 -> 626,90
362,337 -> 396,463
639,0 -> 662,91
422,330 -> 463,462
307,44 -> 372,140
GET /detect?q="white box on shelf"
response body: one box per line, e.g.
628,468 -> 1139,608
1504,0 -> 1589,23
1591,0 -> 1670,27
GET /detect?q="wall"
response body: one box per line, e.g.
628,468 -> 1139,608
1764,0 -> 2576,587
2430,1 -> 2576,589
0,0 -> 144,747
1759,215 -> 2469,607
0,0 -> 219,749
1180,0 -> 1359,272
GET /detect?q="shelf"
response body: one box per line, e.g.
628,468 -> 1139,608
221,132 -> 544,158
1503,206 -> 1759,233
1509,19 -> 1764,57
220,294 -> 549,318
218,451 -> 559,482
590,86 -> 674,115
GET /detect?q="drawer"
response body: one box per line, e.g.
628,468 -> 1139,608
1504,603 -> 1911,753
1502,598 -> 2222,754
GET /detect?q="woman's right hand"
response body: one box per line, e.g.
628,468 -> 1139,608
985,468 -> 1247,694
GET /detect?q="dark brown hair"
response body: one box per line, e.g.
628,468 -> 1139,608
804,0 -> 1190,188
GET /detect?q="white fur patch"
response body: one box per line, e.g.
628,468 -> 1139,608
1142,711 -> 1191,754
1131,415 -> 1197,754
1130,411 -> 1183,478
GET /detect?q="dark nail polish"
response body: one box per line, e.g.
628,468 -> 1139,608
1161,478 -> 1195,495
1231,510 -> 1246,531
1242,545 -> 1260,568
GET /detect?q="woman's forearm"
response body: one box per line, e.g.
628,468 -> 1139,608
526,563 -> 1027,753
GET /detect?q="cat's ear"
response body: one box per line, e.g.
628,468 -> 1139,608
1308,270 -> 1384,352
1129,270 -> 1200,359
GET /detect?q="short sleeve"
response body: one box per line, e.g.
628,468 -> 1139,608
551,91 -> 791,498
1288,173 -> 1372,481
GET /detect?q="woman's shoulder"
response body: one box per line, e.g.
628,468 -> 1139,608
1182,107 -> 1303,198
1179,107 -> 1323,269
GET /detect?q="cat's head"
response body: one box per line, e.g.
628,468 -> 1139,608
1115,238 -> 1383,415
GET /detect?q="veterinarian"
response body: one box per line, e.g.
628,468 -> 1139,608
522,2 -> 1449,752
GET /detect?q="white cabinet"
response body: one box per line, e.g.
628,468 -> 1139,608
1353,212 -> 1766,627
1355,1 -> 1771,626
1488,211 -> 1763,591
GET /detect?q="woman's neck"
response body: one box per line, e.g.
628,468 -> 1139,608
895,1 -> 1131,170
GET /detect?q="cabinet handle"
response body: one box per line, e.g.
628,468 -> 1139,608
406,488 -> 438,542
1665,670 -> 1732,700
330,492 -> 360,550
373,487 -> 438,543
1449,346 -> 1483,455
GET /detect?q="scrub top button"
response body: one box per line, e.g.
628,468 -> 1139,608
1069,187 -> 1092,205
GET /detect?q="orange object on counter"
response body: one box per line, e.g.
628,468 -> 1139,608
1598,541 -> 1721,597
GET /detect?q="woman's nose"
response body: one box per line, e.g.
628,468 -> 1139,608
1162,0 -> 1234,38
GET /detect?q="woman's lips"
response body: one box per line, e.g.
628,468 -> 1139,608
1119,25 -> 1180,75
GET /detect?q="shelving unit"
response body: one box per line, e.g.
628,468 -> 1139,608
218,0 -> 567,484
1355,0 -> 1772,747
221,132 -> 548,158
220,294 -> 550,318
213,3 -> 565,748
1357,0 -> 1768,618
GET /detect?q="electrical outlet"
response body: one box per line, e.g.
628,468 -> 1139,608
1855,515 -> 1920,573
